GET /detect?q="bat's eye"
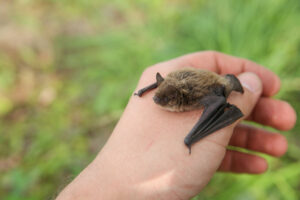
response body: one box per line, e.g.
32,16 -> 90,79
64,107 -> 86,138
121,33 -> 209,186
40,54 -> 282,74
164,96 -> 169,103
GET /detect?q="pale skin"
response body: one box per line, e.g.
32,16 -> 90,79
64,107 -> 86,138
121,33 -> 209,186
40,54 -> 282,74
57,51 -> 297,200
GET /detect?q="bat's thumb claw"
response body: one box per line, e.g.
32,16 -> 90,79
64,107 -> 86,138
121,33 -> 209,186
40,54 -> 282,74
184,138 -> 192,155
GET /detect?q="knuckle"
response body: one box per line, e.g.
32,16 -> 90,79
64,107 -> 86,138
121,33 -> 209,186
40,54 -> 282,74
188,50 -> 218,59
137,66 -> 157,86
202,50 -> 219,57
141,66 -> 156,79
191,50 -> 221,64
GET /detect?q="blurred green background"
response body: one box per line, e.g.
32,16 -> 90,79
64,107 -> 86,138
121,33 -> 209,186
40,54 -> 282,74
0,0 -> 299,199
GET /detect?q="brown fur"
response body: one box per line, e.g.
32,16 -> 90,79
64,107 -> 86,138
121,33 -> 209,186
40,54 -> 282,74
154,68 -> 233,112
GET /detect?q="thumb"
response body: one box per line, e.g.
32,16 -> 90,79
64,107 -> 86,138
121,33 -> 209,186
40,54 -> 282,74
229,72 -> 263,119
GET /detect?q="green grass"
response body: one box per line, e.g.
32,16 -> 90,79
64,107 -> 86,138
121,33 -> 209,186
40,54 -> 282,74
0,0 -> 299,199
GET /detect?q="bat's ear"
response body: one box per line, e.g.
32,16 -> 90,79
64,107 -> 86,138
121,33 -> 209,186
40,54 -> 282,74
156,72 -> 164,85
225,74 -> 244,94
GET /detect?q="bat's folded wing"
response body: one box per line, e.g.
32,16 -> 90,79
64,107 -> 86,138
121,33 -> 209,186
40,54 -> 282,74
184,96 -> 243,153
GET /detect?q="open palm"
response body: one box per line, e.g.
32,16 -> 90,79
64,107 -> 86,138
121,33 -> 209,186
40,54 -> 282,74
57,51 -> 296,200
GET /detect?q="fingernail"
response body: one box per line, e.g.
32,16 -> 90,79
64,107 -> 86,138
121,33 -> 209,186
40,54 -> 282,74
239,72 -> 262,93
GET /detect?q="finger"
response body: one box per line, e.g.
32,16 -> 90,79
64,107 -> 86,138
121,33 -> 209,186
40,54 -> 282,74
218,150 -> 268,174
229,124 -> 288,157
213,52 -> 280,97
247,98 -> 297,131
165,51 -> 280,97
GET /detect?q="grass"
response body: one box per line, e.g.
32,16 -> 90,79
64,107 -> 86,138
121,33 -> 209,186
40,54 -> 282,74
0,0 -> 299,199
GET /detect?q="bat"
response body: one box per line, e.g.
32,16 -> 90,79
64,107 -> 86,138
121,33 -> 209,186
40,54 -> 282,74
134,68 -> 244,154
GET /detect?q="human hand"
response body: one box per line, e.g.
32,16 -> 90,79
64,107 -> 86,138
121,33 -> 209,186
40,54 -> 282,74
57,51 -> 296,200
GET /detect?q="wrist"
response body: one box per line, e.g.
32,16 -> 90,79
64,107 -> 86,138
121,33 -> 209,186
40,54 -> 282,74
56,153 -> 180,200
56,161 -> 130,199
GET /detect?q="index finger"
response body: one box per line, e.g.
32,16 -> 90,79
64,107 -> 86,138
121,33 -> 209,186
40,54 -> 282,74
156,51 -> 280,97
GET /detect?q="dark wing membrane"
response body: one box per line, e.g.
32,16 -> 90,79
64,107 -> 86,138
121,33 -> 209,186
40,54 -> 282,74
184,96 -> 243,153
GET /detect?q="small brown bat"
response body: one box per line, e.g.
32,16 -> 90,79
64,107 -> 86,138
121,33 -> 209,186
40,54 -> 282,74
134,68 -> 244,154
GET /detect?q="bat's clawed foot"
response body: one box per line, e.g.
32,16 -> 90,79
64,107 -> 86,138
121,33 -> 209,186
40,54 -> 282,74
134,92 -> 142,97
134,82 -> 159,98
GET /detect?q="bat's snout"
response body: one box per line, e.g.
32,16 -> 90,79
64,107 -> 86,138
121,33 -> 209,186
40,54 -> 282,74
153,95 -> 168,106
153,96 -> 160,104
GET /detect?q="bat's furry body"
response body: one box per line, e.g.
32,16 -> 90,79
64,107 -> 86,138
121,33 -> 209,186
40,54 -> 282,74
154,68 -> 241,112
134,67 -> 244,153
